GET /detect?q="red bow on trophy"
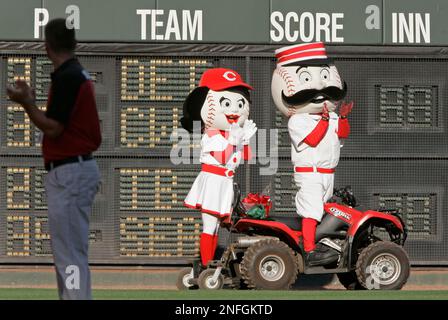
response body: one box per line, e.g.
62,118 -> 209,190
242,193 -> 272,216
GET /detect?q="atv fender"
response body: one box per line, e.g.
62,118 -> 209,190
348,210 -> 404,237
234,219 -> 302,248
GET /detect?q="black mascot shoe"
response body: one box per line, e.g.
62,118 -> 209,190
305,244 -> 340,267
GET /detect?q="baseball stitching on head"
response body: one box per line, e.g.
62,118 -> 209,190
331,66 -> 342,86
205,91 -> 217,129
276,67 -> 296,96
335,72 -> 342,86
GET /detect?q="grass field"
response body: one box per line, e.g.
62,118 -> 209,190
0,289 -> 448,300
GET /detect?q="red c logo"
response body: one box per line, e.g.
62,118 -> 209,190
223,71 -> 237,82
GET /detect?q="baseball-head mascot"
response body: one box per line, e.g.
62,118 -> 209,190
271,42 -> 353,266
181,68 -> 257,267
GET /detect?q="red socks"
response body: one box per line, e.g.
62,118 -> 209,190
302,218 -> 318,252
212,234 -> 219,253
200,233 -> 218,267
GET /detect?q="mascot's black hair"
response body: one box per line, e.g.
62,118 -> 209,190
284,57 -> 334,66
180,86 -> 251,133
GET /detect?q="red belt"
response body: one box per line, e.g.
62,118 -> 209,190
202,164 -> 234,177
294,166 -> 335,174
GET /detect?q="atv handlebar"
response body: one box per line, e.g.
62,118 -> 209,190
228,183 -> 358,229
331,186 -> 357,207
225,183 -> 246,227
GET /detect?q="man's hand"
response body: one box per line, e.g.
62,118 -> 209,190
339,101 -> 354,118
242,119 -> 257,145
6,80 -> 36,106
6,80 -> 64,139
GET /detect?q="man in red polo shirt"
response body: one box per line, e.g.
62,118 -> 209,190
7,18 -> 101,300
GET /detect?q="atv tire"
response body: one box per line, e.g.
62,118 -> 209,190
356,241 -> 410,290
240,238 -> 298,290
337,271 -> 365,290
176,267 -> 198,290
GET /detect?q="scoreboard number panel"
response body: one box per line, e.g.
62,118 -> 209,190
4,214 -> 104,258
118,167 -> 198,211
119,215 -> 201,257
273,58 -> 445,157
6,167 -> 31,210
1,51 -> 447,264
376,85 -> 439,128
35,58 -> 52,101
118,57 -> 214,154
374,193 -> 438,239
1,165 -> 64,258
1,55 -> 215,155
3,166 -> 47,211
116,165 -> 202,258
5,214 -> 51,257
120,105 -> 180,148
34,169 -> 47,210
2,56 -> 51,152
120,58 -> 214,101
6,215 -> 31,257
275,109 -> 290,154
5,104 -> 46,148
6,57 -> 32,86
252,160 -> 443,248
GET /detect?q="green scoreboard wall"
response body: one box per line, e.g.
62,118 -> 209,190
0,44 -> 447,265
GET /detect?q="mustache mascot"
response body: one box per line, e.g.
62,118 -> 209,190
181,68 -> 257,268
271,42 -> 353,266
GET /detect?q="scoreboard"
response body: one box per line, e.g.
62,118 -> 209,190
0,44 -> 447,265
0,53 -> 216,263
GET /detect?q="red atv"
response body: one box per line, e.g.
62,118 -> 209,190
177,184 -> 410,290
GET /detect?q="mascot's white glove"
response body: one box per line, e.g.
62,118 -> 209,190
242,119 -> 257,145
228,123 -> 245,147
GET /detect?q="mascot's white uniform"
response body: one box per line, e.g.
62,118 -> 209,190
289,112 -> 340,220
271,42 -> 353,266
181,68 -> 257,267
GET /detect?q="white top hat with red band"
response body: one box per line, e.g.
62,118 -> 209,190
275,42 -> 330,67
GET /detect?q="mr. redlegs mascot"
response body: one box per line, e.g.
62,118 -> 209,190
181,68 -> 257,267
271,42 -> 353,266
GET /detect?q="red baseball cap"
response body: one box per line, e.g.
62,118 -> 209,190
199,68 -> 253,91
